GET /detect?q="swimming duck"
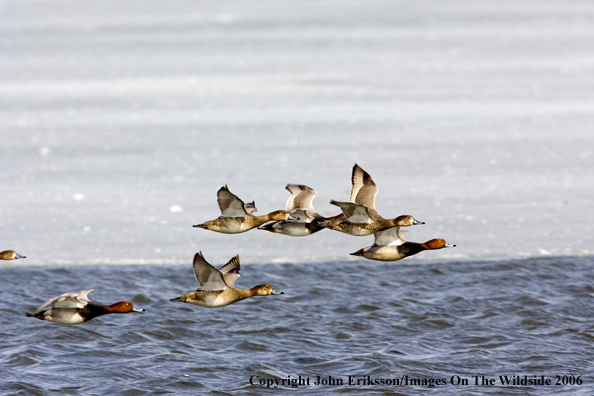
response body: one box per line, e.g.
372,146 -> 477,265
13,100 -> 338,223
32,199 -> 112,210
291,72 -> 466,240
350,227 -> 455,261
0,250 -> 26,260
258,184 -> 327,237
26,289 -> 144,325
193,185 -> 291,233
171,251 -> 283,308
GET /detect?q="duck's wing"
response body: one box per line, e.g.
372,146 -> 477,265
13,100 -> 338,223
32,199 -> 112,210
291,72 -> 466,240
330,200 -> 373,224
285,184 -> 317,211
244,201 -> 258,215
374,228 -> 408,247
217,185 -> 249,217
33,289 -> 94,314
350,164 -> 378,210
219,255 -> 241,287
192,251 -> 228,291
289,208 -> 315,222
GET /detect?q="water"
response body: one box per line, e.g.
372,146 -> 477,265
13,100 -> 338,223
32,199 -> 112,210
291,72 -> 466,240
1,256 -> 593,395
2,0 -> 594,394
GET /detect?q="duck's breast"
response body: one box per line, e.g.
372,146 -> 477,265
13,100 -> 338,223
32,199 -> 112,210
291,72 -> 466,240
339,223 -> 375,236
365,246 -> 405,261
184,290 -> 236,307
277,222 -> 315,237
44,308 -> 87,325
216,217 -> 253,233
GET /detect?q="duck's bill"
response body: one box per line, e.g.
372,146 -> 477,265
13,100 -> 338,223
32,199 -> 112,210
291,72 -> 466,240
271,290 -> 284,295
413,220 -> 425,225
132,306 -> 145,312
445,242 -> 456,248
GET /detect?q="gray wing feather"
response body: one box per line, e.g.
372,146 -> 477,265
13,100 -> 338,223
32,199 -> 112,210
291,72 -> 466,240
374,227 -> 407,247
350,164 -> 378,210
219,255 -> 241,287
285,184 -> 317,211
330,200 -> 372,224
193,252 -> 228,291
244,201 -> 258,215
34,289 -> 94,314
217,185 -> 248,217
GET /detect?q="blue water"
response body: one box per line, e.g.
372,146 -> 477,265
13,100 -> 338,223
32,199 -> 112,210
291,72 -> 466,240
2,255 -> 593,395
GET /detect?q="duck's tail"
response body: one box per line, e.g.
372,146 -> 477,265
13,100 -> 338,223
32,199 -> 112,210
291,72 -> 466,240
257,222 -> 275,232
318,213 -> 345,228
349,248 -> 366,257
170,297 -> 183,302
192,223 -> 207,229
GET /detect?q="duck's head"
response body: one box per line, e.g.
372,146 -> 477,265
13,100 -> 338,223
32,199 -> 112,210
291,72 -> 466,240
424,238 -> 456,250
269,210 -> 292,221
108,301 -> 145,313
394,215 -> 425,227
0,250 -> 26,260
252,284 -> 284,296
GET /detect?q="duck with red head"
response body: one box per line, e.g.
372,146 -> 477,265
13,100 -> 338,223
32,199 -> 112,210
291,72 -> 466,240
171,251 -> 283,308
350,228 -> 455,261
26,289 -> 144,325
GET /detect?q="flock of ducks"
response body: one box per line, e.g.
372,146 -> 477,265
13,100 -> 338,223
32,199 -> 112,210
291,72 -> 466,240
193,163 -> 455,261
3,164 -> 454,325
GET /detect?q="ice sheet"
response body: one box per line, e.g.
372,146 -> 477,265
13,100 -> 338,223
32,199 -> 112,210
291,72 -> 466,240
1,0 -> 593,264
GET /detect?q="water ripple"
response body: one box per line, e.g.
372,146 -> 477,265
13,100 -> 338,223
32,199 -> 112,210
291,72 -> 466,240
1,256 -> 594,394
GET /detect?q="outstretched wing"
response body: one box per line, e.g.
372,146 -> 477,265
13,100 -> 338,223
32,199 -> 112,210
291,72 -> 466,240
219,255 -> 241,287
285,184 -> 317,211
193,252 -> 227,291
350,164 -> 378,210
217,185 -> 248,217
373,227 -> 407,247
243,201 -> 258,215
330,200 -> 373,224
33,289 -> 94,314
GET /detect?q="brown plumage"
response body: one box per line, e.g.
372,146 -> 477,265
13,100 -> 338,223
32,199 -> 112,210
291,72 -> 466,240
321,164 -> 424,236
170,252 -> 283,308
0,250 -> 26,260
193,185 -> 291,233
